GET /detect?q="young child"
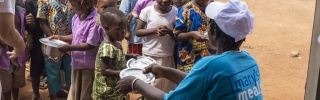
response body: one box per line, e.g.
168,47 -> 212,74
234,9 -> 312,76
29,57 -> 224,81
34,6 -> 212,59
24,0 -> 47,99
96,0 -> 117,14
135,0 -> 177,93
92,7 -> 137,99
119,0 -> 144,55
49,0 -> 104,99
0,3 -> 30,100
174,0 -> 216,73
37,0 -> 71,99
173,0 -> 189,8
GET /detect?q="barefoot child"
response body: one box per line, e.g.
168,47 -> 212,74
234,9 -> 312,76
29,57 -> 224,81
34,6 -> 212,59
49,0 -> 105,99
92,7 -> 137,99
174,0 -> 216,73
135,0 -> 177,93
0,3 -> 31,100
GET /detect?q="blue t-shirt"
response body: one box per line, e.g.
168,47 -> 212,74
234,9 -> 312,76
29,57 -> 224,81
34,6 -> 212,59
164,51 -> 263,100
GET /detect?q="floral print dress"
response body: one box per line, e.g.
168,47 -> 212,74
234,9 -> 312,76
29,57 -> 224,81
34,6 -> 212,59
92,41 -> 127,100
174,2 -> 216,73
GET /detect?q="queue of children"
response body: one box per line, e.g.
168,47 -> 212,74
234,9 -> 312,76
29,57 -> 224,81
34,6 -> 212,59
0,0 -> 257,100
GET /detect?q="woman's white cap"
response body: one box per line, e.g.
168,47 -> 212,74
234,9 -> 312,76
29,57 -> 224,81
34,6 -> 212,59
205,0 -> 254,42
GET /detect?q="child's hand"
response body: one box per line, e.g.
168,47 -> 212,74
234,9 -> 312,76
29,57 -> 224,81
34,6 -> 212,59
26,35 -> 33,50
124,31 -> 132,41
26,13 -> 36,28
157,25 -> 169,36
191,31 -> 207,42
48,35 -> 60,40
58,45 -> 70,53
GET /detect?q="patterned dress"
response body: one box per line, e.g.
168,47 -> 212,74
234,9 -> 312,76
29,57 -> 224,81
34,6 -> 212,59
37,0 -> 71,36
117,0 -> 122,8
92,41 -> 127,100
174,2 -> 216,73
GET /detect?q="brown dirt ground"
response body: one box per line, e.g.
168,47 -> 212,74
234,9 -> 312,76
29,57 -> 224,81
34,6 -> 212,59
17,0 -> 316,99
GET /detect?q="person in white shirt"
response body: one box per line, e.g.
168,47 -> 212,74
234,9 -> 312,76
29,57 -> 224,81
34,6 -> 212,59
135,0 -> 177,93
0,0 -> 26,98
0,0 -> 26,59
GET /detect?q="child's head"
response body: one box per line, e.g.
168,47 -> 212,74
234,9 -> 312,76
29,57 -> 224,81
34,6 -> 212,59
174,0 -> 189,8
156,0 -> 173,10
96,0 -> 117,14
206,1 -> 254,51
100,7 -> 127,41
69,0 -> 95,15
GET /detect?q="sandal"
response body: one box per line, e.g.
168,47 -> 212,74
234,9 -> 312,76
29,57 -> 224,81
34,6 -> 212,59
39,82 -> 47,90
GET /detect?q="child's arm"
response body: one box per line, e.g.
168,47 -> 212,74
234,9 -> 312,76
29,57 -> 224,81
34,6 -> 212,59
48,35 -> 73,43
100,57 -> 121,77
26,13 -> 36,29
26,32 -> 33,50
135,19 -> 157,37
176,31 -> 207,42
58,43 -> 95,53
39,19 -> 54,37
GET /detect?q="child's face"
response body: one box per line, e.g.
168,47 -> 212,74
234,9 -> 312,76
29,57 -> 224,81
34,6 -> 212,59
156,0 -> 172,10
96,0 -> 117,14
104,19 -> 127,41
194,0 -> 209,7
69,0 -> 86,15
174,0 -> 189,8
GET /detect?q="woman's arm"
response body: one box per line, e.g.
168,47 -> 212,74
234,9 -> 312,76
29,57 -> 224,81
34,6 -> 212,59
100,57 -> 121,77
135,19 -> 157,37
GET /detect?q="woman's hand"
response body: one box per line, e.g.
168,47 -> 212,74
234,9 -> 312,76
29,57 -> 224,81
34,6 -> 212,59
143,63 -> 165,79
115,76 -> 136,95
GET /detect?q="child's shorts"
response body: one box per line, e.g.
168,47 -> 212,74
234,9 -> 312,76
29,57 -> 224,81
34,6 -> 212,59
0,64 -> 26,93
128,44 -> 143,55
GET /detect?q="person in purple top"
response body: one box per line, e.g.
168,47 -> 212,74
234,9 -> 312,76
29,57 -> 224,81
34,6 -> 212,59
49,0 -> 105,99
0,2 -> 33,99
132,0 -> 156,19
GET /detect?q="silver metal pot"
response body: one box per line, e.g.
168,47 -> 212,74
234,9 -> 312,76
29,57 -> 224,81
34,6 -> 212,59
39,38 -> 68,61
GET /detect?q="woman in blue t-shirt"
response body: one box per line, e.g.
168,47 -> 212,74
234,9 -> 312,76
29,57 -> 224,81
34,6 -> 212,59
116,1 -> 263,100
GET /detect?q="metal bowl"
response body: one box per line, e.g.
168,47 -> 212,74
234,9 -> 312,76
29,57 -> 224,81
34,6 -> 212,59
120,68 -> 155,84
39,38 -> 68,60
127,56 -> 156,69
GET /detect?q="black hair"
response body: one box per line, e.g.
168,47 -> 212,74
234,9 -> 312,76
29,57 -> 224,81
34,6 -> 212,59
100,7 -> 126,28
76,0 -> 95,9
209,19 -> 245,51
